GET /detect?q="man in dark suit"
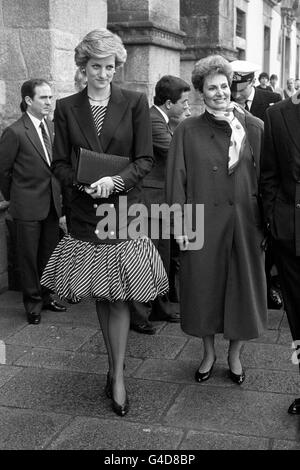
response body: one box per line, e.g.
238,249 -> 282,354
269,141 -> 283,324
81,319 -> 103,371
130,75 -> 190,334
261,93 -> 300,415
0,79 -> 66,324
230,60 -> 283,311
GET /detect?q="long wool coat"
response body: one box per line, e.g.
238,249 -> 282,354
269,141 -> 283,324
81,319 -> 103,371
166,110 -> 268,340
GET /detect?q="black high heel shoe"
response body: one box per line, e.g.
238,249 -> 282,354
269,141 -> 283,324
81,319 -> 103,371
227,357 -> 245,385
195,357 -> 216,382
112,393 -> 130,417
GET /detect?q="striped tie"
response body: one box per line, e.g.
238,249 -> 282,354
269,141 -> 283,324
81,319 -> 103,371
40,121 -> 52,163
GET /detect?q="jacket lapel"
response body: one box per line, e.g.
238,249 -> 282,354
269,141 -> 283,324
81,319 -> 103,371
281,98 -> 300,155
23,113 -> 49,165
71,87 -> 103,152
151,105 -> 173,136
99,84 -> 129,152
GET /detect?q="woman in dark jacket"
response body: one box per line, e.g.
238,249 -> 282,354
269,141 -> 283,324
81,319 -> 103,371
41,29 -> 168,416
166,55 -> 267,385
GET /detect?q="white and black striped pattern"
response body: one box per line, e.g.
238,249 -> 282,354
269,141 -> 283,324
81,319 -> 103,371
41,235 -> 169,303
91,105 -> 107,135
112,175 -> 125,192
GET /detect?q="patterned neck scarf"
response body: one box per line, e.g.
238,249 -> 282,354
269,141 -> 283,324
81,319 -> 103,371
205,102 -> 246,174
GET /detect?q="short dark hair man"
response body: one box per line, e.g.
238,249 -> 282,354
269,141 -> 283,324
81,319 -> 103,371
130,75 -> 190,334
261,92 -> 300,415
0,79 -> 66,324
257,72 -> 273,92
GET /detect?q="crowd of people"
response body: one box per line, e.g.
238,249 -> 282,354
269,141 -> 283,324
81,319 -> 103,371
0,28 -> 299,418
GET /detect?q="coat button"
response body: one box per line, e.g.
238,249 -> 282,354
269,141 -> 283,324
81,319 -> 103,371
95,229 -> 99,234
110,231 -> 115,236
93,204 -> 98,209
296,203 -> 300,209
213,166 -> 218,171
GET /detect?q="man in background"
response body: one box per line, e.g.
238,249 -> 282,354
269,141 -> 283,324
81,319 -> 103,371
0,79 -> 66,324
261,91 -> 300,415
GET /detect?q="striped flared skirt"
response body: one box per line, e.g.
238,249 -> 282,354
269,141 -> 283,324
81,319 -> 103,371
41,234 -> 169,303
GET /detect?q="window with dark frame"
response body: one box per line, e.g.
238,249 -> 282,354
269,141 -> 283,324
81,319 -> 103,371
236,8 -> 246,39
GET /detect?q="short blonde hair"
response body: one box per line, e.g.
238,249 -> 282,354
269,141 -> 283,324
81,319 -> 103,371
75,28 -> 127,69
192,55 -> 233,92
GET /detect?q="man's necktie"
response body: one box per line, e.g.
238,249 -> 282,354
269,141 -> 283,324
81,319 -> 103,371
40,121 -> 52,163
245,100 -> 250,112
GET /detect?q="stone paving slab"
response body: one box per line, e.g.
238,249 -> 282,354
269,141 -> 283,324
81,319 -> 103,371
179,429 -> 270,450
0,406 -> 71,450
164,385 -> 300,441
6,324 -> 98,351
15,348 -> 142,376
0,365 -> 23,388
158,323 -> 190,338
277,329 -> 294,346
80,331 -> 188,360
133,358 -> 300,395
0,316 -> 27,340
241,342 -> 295,371
4,344 -> 33,365
272,439 -> 300,450
47,417 -> 184,450
267,309 -> 285,330
0,368 -> 180,424
280,313 -> 291,329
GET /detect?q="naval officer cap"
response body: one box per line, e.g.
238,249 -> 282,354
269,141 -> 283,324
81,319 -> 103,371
230,60 -> 259,84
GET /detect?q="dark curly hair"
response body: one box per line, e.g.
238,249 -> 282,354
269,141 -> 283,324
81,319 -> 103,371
192,55 -> 233,92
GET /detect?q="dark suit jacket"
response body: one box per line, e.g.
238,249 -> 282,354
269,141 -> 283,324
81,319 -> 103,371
250,88 -> 282,121
142,106 -> 172,210
261,96 -> 300,255
52,84 -> 153,244
0,113 -> 61,220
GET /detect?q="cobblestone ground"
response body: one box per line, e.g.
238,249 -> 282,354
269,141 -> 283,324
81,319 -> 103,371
0,290 -> 299,450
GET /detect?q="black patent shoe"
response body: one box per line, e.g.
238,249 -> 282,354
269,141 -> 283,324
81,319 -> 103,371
26,311 -> 41,325
105,372 -> 112,399
228,358 -> 245,385
195,357 -> 216,382
288,398 -> 300,415
267,287 -> 283,310
112,394 -> 129,417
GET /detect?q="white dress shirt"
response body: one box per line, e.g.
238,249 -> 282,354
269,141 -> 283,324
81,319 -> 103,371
245,87 -> 255,111
154,104 -> 169,124
26,112 -> 51,166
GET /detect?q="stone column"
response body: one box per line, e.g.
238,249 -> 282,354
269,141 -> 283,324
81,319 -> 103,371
180,0 -> 237,115
0,0 -> 107,131
107,0 -> 186,104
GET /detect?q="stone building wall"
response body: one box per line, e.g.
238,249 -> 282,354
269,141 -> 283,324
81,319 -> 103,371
0,0 -> 107,133
108,0 -> 185,104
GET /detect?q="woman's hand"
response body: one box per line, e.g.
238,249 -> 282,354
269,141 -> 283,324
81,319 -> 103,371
85,177 -> 115,199
175,235 -> 189,251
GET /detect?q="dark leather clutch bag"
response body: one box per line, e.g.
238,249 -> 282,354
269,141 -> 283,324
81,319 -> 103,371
75,147 -> 130,185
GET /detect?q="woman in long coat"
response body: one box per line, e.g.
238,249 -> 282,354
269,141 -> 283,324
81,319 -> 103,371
41,29 -> 168,416
166,55 -> 267,384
